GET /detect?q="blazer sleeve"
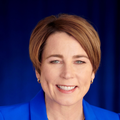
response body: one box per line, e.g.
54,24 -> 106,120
0,103 -> 30,120
0,111 -> 4,120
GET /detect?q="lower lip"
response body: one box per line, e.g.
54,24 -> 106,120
56,85 -> 77,94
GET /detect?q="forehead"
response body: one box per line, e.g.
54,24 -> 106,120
43,32 -> 88,57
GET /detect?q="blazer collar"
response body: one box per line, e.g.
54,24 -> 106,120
30,88 -> 97,120
83,99 -> 98,120
30,89 -> 48,120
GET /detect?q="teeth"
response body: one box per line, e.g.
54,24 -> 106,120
57,85 -> 75,90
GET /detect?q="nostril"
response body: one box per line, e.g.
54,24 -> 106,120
60,72 -> 74,79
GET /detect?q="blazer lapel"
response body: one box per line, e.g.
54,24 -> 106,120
30,89 -> 48,120
30,89 -> 98,120
83,99 -> 98,120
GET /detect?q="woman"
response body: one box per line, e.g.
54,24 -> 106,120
0,14 -> 119,120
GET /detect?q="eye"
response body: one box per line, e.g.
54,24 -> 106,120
50,60 -> 60,64
74,60 -> 85,64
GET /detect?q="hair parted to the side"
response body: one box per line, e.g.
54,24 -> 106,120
29,14 -> 101,74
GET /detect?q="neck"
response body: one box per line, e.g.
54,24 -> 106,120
45,94 -> 84,120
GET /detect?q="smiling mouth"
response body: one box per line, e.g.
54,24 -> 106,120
57,85 -> 77,91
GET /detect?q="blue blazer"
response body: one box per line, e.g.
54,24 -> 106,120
0,89 -> 120,120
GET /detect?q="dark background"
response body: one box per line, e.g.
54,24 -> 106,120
0,0 -> 120,113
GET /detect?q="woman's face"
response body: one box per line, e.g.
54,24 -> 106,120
36,32 -> 95,106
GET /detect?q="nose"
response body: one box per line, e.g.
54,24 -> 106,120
60,63 -> 74,79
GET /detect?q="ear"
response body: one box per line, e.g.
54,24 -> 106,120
91,72 -> 95,80
35,70 -> 41,80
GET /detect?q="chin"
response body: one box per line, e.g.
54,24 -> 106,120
55,98 -> 81,106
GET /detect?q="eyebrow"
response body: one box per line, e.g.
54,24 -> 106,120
46,54 -> 63,59
46,54 -> 88,59
73,55 -> 89,59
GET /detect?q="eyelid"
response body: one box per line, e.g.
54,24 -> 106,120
50,60 -> 61,64
74,60 -> 85,64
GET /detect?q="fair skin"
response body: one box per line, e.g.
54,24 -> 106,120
36,32 -> 95,120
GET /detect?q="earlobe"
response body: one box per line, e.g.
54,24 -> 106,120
90,72 -> 95,84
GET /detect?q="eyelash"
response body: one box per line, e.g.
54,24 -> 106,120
50,60 -> 85,64
74,60 -> 85,64
50,60 -> 60,64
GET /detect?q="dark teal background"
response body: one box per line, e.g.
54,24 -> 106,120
0,0 -> 120,113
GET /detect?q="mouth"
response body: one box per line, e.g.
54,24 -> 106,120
56,85 -> 77,93
57,85 -> 76,90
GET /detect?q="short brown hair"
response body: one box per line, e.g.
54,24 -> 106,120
29,14 -> 101,74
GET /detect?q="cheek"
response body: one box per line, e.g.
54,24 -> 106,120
40,65 -> 57,83
76,67 -> 93,85
77,69 -> 92,94
40,68 -> 53,94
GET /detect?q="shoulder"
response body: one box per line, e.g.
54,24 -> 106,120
91,104 -> 120,119
0,102 -> 30,120
83,100 -> 120,120
0,89 -> 47,120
